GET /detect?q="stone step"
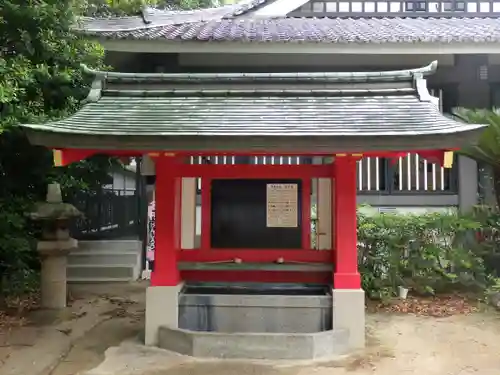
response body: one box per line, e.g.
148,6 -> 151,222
68,277 -> 134,283
67,240 -> 143,283
158,326 -> 349,359
67,264 -> 140,281
75,240 -> 142,253
68,252 -> 140,266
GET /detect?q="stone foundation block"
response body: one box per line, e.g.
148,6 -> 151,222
145,284 -> 182,346
332,289 -> 366,349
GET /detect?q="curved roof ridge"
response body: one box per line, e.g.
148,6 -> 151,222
80,61 -> 438,83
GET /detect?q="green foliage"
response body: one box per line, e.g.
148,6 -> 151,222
0,1 -> 105,130
453,108 -> 500,207
174,0 -> 215,9
80,0 -> 216,16
485,277 -> 500,299
1,0 -> 212,301
0,195 -> 38,298
453,108 -> 500,167
358,209 -> 494,300
0,0 -> 114,299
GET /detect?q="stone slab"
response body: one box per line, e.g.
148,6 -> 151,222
158,327 -> 349,360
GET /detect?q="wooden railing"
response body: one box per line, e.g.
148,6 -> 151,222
189,155 -> 311,165
357,155 -> 457,194
190,154 -> 458,194
67,187 -> 140,240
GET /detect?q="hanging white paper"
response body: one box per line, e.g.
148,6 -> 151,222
266,183 -> 298,228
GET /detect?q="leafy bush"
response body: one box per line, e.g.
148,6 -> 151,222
1,0 -> 210,302
358,208 -> 495,300
80,0 -> 217,17
0,0 -> 111,301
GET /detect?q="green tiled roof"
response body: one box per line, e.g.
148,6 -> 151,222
20,61 -> 485,152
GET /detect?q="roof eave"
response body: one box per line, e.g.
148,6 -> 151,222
22,127 -> 485,153
89,38 -> 500,55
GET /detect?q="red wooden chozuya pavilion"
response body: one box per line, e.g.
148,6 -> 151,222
20,61 -> 484,351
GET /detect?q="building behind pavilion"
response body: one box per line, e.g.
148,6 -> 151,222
77,0 -> 500,211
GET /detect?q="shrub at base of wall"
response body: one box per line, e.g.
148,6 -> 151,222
358,205 -> 500,300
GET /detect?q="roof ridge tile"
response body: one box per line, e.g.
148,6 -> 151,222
80,61 -> 438,84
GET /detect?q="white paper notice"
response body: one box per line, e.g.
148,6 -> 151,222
266,183 -> 298,228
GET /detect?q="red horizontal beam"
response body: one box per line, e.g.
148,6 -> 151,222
175,164 -> 332,178
56,149 -> 135,166
178,249 -> 332,263
57,149 -> 457,158
180,270 -> 332,284
53,148 -> 458,168
176,149 -> 458,157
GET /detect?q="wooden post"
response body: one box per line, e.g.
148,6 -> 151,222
301,178 -> 312,250
200,177 -> 212,251
151,155 -> 180,286
181,178 -> 197,249
332,156 -> 361,289
317,177 -> 332,250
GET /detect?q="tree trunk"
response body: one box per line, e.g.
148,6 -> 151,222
478,163 -> 496,205
492,167 -> 500,209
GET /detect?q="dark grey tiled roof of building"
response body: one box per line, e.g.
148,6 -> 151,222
78,16 -> 500,43
21,62 -> 483,142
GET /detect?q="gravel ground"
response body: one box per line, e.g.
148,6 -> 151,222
86,309 -> 500,375
4,283 -> 500,375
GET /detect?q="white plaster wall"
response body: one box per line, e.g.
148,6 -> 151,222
357,205 -> 457,216
103,171 -> 136,195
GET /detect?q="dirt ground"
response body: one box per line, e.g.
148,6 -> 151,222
0,283 -> 146,375
3,283 -> 500,375
338,312 -> 500,375
85,312 -> 500,375
49,284 -> 146,375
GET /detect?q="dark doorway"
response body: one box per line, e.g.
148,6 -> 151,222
210,179 -> 302,249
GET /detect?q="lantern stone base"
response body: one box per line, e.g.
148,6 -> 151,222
38,238 -> 77,309
331,289 -> 366,349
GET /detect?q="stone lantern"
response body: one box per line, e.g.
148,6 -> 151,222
29,183 -> 82,309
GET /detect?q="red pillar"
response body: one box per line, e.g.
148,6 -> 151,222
333,156 -> 361,289
151,156 -> 180,286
